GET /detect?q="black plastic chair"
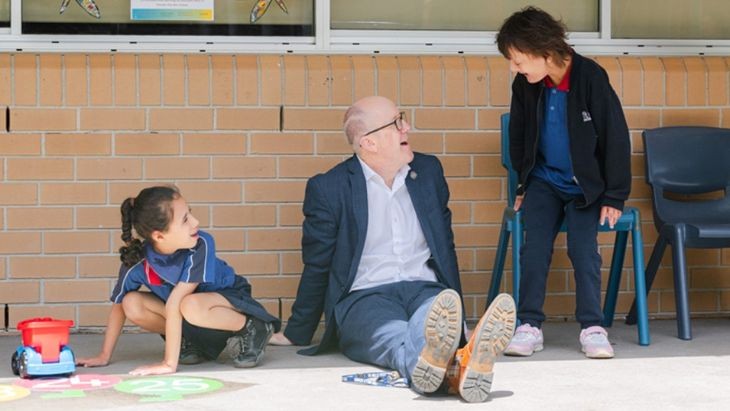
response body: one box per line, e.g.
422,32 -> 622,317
487,113 -> 650,345
626,126 -> 730,340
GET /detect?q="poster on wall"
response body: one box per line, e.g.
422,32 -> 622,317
130,0 -> 214,21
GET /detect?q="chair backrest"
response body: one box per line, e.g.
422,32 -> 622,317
500,113 -> 519,207
642,126 -> 730,224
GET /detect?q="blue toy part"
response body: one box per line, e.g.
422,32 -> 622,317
14,345 -> 75,378
342,371 -> 409,388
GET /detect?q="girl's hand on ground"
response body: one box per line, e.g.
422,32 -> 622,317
129,362 -> 176,376
76,355 -> 110,367
268,332 -> 293,346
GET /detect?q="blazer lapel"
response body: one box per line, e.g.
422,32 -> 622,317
346,156 -> 368,282
406,163 -> 441,265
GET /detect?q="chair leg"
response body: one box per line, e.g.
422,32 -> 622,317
630,209 -> 650,346
487,221 -> 510,309
512,212 -> 523,309
671,225 -> 692,340
626,236 -> 667,325
602,231 -> 628,328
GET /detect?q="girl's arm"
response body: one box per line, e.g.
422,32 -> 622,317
76,303 -> 126,367
129,282 -> 198,376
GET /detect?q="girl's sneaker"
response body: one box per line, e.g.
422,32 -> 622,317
579,326 -> 614,359
504,323 -> 544,356
219,317 -> 274,368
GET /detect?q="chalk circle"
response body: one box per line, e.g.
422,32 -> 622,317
115,376 -> 224,402
14,374 -> 122,392
0,384 -> 31,402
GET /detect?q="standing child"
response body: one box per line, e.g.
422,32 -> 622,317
77,185 -> 280,375
496,7 -> 631,359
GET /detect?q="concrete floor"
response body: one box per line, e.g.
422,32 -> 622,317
1,318 -> 729,410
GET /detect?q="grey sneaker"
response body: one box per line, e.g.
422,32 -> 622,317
179,337 -> 206,365
220,317 -> 274,368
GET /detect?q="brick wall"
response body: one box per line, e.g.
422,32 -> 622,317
0,53 -> 729,330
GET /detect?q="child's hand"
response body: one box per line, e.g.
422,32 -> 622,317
77,355 -> 110,367
129,362 -> 177,376
268,332 -> 293,346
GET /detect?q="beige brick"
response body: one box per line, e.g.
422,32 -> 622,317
213,205 -> 276,227
446,132 -> 498,153
235,55 -> 258,105
0,54 -> 9,105
163,54 -> 185,105
474,155 -> 505,177
281,252 -> 303,274
284,56 -> 306,106
473,202 -> 506,224
595,56 -> 622,99
706,57 -> 728,106
663,58 -> 686,106
45,280 -> 110,303
77,158 -> 142,180
415,109 -> 474,130
9,256 -> 76,279
7,158 -> 73,180
0,134 -> 41,155
76,207 -> 119,229
248,276 -> 300,298
279,204 -> 303,226
187,54 -> 210,106
440,156 -> 471,177
641,57 -> 665,106
465,56 -> 488,106
662,109 -> 720,127
114,54 -> 137,106
10,108 -> 76,131
251,133 -> 313,154
175,181 -> 242,203
375,56 -> 398,104
279,157 -> 342,178
39,54 -> 63,106
443,56 -> 466,106
624,109 -> 661,130
409,132 -> 443,154
10,305 -> 76,328
207,229 -> 245,251
79,304 -> 113,327
217,108 -> 279,130
449,179 -> 501,200
453,225 -> 501,247
7,207 -> 73,229
487,56 -> 511,106
79,255 -> 121,278
139,54 -> 162,106
212,157 -> 276,179
14,54 -> 37,106
0,281 -> 40,303
331,55 -> 353,106
449,201 -> 471,223
80,108 -> 145,131
46,133 -> 111,156
145,157 -> 209,179
247,229 -> 300,251
352,55 -> 376,100
477,109 -> 507,131
211,55 -> 234,106
308,56 -> 331,106
618,57 -> 642,106
223,253 -> 279,275
398,56 -> 421,106
183,133 -> 246,154
283,108 -> 345,131
684,57 -> 706,106
44,231 -> 110,254
316,133 -> 352,155
0,184 -> 37,205
260,55 -> 283,105
0,232 -> 41,254
65,54 -> 88,106
421,56 -> 444,106
116,133 -> 180,155
246,181 -> 306,203
150,108 -> 213,130
89,54 -> 113,106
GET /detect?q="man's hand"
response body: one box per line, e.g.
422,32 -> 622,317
269,332 -> 293,346
599,206 -> 622,229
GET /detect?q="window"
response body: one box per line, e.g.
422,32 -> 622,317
612,0 -> 730,39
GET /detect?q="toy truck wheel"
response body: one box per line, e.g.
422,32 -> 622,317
11,351 -> 19,376
17,351 -> 28,379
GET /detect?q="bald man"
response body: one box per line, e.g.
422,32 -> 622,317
270,96 -> 515,402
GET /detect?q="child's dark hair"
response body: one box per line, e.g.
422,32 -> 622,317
119,186 -> 180,267
496,6 -> 572,66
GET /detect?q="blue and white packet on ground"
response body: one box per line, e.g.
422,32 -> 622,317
342,371 -> 409,388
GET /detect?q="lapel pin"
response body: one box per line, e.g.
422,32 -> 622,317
409,171 -> 418,180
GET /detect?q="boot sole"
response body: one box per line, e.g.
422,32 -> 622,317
411,289 -> 463,393
459,293 -> 516,403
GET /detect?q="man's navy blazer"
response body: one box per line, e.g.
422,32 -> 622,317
283,153 -> 463,354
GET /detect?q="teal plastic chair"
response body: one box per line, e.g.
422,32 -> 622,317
486,113 -> 650,346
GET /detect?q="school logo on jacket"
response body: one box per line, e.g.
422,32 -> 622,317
582,111 -> 592,122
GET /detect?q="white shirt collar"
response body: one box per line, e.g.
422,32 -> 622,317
357,156 -> 411,190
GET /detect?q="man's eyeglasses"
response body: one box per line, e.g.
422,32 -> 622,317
362,112 -> 406,137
